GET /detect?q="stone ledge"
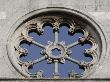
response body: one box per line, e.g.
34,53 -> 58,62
0,78 -> 110,82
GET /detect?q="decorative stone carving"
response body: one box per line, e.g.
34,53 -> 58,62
7,8 -> 107,79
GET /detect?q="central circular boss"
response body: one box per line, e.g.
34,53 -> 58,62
46,43 -> 66,59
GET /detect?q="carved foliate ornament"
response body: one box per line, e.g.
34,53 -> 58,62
7,8 -> 107,79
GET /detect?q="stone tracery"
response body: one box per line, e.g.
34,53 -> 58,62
12,15 -> 98,79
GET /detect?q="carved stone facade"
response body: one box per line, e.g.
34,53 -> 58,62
0,0 -> 110,82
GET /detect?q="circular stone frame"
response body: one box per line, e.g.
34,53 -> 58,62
7,7 -> 107,78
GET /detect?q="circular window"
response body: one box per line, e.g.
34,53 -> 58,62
7,8 -> 107,79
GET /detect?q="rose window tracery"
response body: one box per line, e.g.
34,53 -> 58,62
7,8 -> 107,79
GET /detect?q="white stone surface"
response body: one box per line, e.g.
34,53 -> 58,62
0,12 -> 6,19
0,0 -> 109,81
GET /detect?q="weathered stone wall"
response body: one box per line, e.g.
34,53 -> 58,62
0,0 -> 110,81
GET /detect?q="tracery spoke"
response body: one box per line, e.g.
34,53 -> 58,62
66,41 -> 79,49
21,56 -> 46,77
21,34 -> 46,49
66,56 -> 80,65
66,56 -> 89,68
23,56 -> 46,67
31,40 -> 46,49
54,31 -> 59,45
32,56 -> 46,64
54,60 -> 59,79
